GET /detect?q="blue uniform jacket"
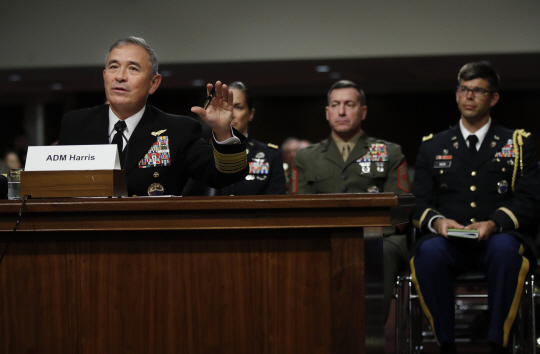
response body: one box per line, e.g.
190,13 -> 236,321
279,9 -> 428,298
411,122 -> 540,260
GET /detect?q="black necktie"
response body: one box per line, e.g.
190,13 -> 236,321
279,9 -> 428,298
111,120 -> 127,166
467,135 -> 479,157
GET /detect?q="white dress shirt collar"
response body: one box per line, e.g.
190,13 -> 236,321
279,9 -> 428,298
459,117 -> 491,150
108,106 -> 146,143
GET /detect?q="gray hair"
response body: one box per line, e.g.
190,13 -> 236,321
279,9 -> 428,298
107,36 -> 159,77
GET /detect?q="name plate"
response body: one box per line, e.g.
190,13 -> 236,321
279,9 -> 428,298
25,145 -> 120,171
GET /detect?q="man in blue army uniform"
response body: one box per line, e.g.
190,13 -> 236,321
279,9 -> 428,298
292,80 -> 411,322
59,37 -> 248,196
221,82 -> 286,195
410,62 -> 540,354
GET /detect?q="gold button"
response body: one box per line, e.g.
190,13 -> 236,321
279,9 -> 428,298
470,185 -> 476,191
439,170 -> 444,174
132,194 -> 137,197
471,218 -> 476,223
153,172 -> 159,178
471,171 -> 476,176
502,168 -> 506,172
471,202 -> 477,208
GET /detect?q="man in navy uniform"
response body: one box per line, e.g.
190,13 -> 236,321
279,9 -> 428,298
410,62 -> 540,354
59,37 -> 248,196
293,80 -> 411,322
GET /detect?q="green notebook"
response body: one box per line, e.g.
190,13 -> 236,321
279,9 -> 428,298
447,228 -> 479,239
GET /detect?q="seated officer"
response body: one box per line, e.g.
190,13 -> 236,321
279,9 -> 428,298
292,80 -> 411,322
58,37 -> 248,196
410,62 -> 540,354
221,82 -> 286,195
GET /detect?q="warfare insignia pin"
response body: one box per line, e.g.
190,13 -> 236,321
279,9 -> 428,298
151,129 -> 167,136
443,149 -> 449,155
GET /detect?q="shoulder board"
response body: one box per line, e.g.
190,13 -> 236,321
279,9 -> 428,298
267,143 -> 279,149
422,134 -> 433,142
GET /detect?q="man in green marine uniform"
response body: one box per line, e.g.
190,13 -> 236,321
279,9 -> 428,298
292,80 -> 411,322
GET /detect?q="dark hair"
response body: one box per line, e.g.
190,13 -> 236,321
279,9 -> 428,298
107,36 -> 159,77
457,62 -> 500,92
229,81 -> 253,110
327,80 -> 366,106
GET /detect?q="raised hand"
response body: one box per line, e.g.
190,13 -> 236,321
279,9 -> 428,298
191,81 -> 234,141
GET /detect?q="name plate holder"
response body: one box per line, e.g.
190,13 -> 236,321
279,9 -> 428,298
21,145 -> 127,198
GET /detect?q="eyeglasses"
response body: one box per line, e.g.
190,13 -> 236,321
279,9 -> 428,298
456,86 -> 492,98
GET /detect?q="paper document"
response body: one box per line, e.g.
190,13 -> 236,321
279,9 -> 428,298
447,228 -> 479,239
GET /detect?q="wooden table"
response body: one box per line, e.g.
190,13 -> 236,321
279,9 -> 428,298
0,193 -> 414,354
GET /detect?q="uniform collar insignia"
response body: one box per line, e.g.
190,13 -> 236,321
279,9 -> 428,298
151,129 -> 167,136
422,134 -> 433,142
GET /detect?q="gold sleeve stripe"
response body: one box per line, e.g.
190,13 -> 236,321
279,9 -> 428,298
213,148 -> 247,162
410,257 -> 440,346
413,208 -> 440,229
497,207 -> 519,229
502,253 -> 529,347
213,147 -> 247,174
215,160 -> 247,174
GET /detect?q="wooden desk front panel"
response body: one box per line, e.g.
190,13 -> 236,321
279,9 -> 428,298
0,227 -> 375,354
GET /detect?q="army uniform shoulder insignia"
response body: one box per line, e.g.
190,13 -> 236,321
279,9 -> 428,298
267,143 -> 279,149
422,134 -> 433,142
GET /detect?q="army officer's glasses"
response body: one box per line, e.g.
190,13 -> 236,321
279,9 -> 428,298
456,86 -> 492,99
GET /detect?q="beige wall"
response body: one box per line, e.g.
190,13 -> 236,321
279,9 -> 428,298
1,0 -> 539,69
